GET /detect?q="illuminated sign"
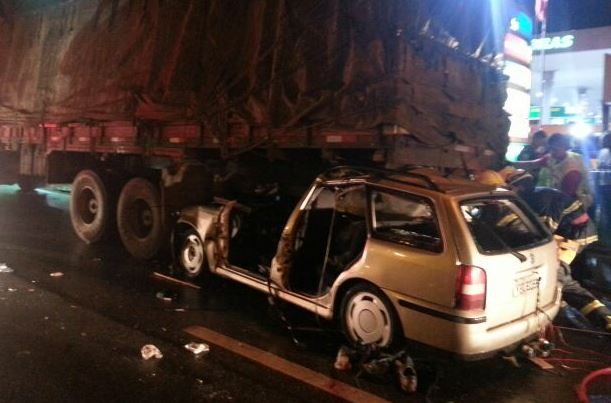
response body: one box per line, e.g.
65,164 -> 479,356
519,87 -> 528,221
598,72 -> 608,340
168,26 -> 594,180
531,35 -> 575,51
509,12 -> 533,40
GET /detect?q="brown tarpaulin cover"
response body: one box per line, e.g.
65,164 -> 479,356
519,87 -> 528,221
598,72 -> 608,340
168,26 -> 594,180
0,0 -> 509,154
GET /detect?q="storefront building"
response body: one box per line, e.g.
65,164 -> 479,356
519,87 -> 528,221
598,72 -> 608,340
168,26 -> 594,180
529,25 -> 611,138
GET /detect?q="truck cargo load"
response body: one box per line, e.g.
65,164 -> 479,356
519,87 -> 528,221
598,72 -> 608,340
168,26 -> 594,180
0,0 -> 515,258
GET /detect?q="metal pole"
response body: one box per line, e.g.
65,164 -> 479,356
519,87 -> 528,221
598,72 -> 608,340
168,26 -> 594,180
538,13 -> 548,128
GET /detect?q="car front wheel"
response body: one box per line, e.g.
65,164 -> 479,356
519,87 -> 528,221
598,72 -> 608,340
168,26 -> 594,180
177,229 -> 206,279
340,284 -> 401,348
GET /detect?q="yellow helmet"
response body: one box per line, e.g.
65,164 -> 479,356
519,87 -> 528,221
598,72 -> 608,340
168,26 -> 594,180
476,170 -> 506,187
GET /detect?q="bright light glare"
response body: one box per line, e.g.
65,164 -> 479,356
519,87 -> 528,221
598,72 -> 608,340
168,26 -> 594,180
570,122 -> 592,138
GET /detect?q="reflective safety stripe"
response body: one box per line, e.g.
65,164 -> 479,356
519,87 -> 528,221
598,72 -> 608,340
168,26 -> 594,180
580,300 -> 605,316
541,215 -> 558,230
563,200 -> 583,215
576,234 -> 599,246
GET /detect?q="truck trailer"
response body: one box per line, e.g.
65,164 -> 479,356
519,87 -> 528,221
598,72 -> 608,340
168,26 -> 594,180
0,0 -> 512,259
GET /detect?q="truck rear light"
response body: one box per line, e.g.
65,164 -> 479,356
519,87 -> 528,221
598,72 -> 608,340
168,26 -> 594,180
455,264 -> 487,310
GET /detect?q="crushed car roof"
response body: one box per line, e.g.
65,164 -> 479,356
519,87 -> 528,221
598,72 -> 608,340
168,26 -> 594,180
320,166 -> 500,196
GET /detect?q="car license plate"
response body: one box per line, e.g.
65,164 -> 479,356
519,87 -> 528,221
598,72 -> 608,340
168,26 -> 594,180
514,275 -> 540,296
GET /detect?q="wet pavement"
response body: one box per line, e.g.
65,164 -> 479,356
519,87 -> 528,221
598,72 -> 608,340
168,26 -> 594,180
0,184 -> 610,402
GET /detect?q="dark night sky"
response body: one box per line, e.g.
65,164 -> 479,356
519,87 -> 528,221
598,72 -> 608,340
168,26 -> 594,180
529,0 -> 611,32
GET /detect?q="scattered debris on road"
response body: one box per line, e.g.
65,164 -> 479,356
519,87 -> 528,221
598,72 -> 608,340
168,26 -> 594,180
49,272 -> 64,277
141,344 -> 163,360
333,346 -> 352,371
156,290 -> 176,302
334,344 -> 419,394
8,288 -> 17,292
0,263 -> 13,273
184,342 -> 210,355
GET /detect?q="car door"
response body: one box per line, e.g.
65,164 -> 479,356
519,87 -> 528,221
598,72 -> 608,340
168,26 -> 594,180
272,182 -> 368,296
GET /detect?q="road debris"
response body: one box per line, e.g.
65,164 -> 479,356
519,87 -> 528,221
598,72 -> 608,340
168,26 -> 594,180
141,344 -> 163,360
49,272 -> 64,277
156,290 -> 176,302
333,345 -> 352,371
333,344 -> 419,393
0,263 -> 13,273
8,288 -> 17,292
184,342 -> 210,355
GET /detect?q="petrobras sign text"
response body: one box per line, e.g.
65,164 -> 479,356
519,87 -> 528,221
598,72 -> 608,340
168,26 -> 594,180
531,35 -> 575,51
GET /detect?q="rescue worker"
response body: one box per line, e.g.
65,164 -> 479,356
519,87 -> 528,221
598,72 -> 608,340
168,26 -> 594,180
478,168 -> 611,332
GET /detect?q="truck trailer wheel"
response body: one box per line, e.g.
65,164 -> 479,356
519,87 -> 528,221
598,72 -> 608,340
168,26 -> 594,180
70,170 -> 110,244
117,178 -> 164,259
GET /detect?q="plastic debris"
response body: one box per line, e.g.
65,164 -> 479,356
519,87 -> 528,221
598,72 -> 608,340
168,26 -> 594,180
0,263 -> 13,273
184,342 -> 210,355
8,288 -> 17,292
141,344 -> 163,360
49,272 -> 64,277
334,345 -> 353,371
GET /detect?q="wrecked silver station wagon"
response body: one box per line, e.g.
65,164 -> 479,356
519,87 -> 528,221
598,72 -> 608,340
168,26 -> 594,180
172,167 -> 561,358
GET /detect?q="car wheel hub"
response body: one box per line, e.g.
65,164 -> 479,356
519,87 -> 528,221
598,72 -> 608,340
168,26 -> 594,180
181,234 -> 203,274
346,292 -> 391,346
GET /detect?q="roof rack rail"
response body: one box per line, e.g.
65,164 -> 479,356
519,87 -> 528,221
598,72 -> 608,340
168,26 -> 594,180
322,165 -> 441,192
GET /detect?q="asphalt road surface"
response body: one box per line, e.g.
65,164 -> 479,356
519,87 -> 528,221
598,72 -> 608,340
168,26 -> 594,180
0,184 -> 609,403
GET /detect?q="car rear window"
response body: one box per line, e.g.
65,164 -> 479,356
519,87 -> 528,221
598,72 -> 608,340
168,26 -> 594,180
460,197 -> 550,254
371,190 -> 442,253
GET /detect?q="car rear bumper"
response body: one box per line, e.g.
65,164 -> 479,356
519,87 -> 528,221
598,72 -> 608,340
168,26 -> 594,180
389,286 -> 562,358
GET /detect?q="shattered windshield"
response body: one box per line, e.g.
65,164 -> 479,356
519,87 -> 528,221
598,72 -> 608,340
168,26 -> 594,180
461,197 -> 550,254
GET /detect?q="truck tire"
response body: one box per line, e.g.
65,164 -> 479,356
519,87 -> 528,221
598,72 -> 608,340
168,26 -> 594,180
70,170 -> 110,244
117,178 -> 164,259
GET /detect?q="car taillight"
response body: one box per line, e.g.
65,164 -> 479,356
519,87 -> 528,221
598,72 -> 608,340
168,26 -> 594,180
455,264 -> 487,310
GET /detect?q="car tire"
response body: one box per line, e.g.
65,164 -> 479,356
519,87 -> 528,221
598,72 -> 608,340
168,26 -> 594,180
340,283 -> 402,348
176,229 -> 207,279
70,170 -> 110,244
117,177 -> 164,259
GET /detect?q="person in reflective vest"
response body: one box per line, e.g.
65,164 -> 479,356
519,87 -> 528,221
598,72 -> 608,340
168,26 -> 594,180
503,168 -> 609,333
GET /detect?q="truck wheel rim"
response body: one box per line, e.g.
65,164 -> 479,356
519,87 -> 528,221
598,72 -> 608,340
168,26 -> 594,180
132,199 -> 153,238
181,234 -> 204,274
75,187 -> 98,224
344,291 -> 392,346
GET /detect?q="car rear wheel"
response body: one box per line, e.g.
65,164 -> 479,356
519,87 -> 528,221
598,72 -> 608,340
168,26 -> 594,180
340,283 -> 401,348
177,229 -> 206,279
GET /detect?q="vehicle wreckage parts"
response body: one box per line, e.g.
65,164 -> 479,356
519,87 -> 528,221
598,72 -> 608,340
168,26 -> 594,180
340,283 -> 401,348
117,177 -> 164,259
70,170 -> 111,243
177,229 -> 206,278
